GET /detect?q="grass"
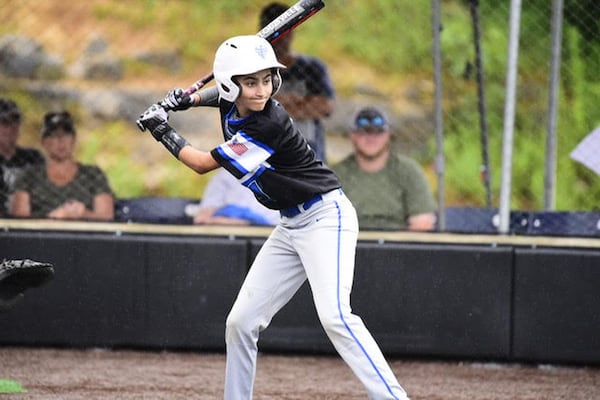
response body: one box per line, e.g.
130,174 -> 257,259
0,379 -> 26,393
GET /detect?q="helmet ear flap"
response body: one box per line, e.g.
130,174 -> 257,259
220,83 -> 232,96
271,68 -> 282,96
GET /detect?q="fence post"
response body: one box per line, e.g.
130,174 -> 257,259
544,0 -> 564,211
432,0 -> 446,230
498,0 -> 522,234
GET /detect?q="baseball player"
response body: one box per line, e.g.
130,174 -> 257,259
137,35 -> 410,400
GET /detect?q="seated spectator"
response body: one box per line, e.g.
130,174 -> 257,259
192,168 -> 279,226
0,98 -> 44,217
332,106 -> 436,231
9,111 -> 114,221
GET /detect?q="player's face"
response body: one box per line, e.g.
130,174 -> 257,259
351,128 -> 391,160
235,69 -> 273,117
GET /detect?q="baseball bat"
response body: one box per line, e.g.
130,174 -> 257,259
162,0 -> 325,106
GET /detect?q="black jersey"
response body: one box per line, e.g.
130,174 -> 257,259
210,99 -> 340,210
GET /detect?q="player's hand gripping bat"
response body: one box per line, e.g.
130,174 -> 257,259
160,0 -> 324,111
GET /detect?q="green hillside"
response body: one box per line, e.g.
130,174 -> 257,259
1,0 -> 599,209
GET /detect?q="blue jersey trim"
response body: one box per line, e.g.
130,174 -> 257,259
214,146 -> 250,175
237,131 -> 275,156
241,166 -> 273,202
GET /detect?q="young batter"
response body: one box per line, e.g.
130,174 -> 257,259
137,35 -> 409,400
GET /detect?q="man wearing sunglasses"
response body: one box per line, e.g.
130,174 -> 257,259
332,106 -> 436,231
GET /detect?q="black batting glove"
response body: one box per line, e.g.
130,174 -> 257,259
163,88 -> 194,111
136,103 -> 190,158
136,104 -> 170,140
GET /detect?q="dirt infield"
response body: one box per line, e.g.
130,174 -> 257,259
1,347 -> 599,399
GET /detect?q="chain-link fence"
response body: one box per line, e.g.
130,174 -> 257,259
0,1 -> 598,235
434,0 -> 600,235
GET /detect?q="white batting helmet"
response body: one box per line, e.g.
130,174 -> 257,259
213,35 -> 285,102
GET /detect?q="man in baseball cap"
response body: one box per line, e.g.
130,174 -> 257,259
332,105 -> 436,231
0,98 -> 44,217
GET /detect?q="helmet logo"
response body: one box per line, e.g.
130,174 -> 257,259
255,44 -> 269,59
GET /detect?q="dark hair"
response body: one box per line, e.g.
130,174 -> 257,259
260,2 -> 289,29
41,111 -> 76,138
0,98 -> 23,126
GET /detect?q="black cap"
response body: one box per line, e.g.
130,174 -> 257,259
352,106 -> 389,131
0,98 -> 22,126
41,111 -> 76,138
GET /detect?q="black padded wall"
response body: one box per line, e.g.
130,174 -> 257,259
2,230 -> 599,365
513,248 -> 600,364
0,232 -> 248,350
139,235 -> 247,349
255,240 -> 513,359
0,232 -> 145,346
351,243 -> 513,359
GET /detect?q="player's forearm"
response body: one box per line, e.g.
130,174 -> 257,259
178,146 -> 220,175
195,86 -> 220,107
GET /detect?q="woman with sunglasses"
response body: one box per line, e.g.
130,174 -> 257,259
332,106 -> 436,231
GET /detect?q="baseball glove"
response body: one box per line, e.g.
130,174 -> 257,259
0,259 -> 55,311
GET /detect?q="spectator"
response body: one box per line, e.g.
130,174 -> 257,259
332,106 -> 436,231
9,111 -> 114,221
0,98 -> 44,217
259,2 -> 335,163
192,168 -> 279,226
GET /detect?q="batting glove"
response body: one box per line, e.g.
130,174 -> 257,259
163,88 -> 194,111
136,104 -> 170,140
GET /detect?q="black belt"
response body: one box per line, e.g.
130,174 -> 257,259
279,193 -> 323,218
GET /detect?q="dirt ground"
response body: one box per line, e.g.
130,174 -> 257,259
1,347 -> 599,400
